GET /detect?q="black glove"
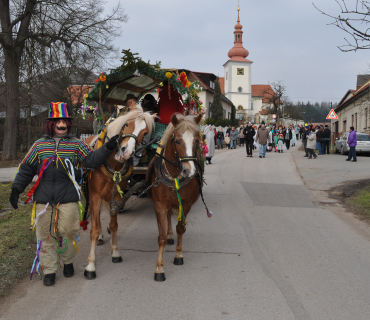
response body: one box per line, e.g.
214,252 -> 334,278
10,189 -> 19,209
106,134 -> 120,150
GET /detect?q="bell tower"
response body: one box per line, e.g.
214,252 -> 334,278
223,1 -> 252,117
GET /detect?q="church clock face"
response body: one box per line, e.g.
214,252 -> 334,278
237,68 -> 244,75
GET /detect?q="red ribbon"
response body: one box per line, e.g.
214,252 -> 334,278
80,220 -> 89,231
25,159 -> 48,203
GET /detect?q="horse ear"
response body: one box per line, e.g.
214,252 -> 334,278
194,113 -> 202,124
171,114 -> 179,126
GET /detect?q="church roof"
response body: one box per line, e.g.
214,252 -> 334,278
252,85 -> 283,104
219,77 -> 225,94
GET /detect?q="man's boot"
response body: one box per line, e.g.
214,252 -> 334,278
43,273 -> 56,286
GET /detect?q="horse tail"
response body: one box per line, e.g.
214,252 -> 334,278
81,171 -> 90,221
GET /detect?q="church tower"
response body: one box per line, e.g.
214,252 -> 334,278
223,2 -> 252,118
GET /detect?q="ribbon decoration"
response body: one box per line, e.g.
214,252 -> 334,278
73,241 -> 79,254
3,165 -> 20,187
113,171 -> 124,198
31,201 -> 36,228
78,201 -> 84,222
26,155 -> 56,203
32,203 -> 49,230
174,178 -> 185,225
63,158 -> 81,200
56,238 -> 67,254
30,239 -> 42,280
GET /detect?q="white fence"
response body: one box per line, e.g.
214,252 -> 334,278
80,133 -> 95,141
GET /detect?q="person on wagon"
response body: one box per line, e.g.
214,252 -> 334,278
9,102 -> 119,287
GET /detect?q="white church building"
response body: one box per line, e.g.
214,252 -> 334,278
219,4 -> 279,124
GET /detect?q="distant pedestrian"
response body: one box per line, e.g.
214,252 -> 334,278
277,130 -> 285,153
302,126 -> 309,157
255,121 -> 270,158
306,128 -> 317,159
243,122 -> 255,157
217,128 -> 224,150
225,133 -> 231,149
316,127 -> 325,155
346,126 -> 357,162
204,125 -> 215,164
285,126 -> 292,149
230,127 -> 238,149
226,125 -> 232,136
239,126 -> 245,147
200,136 -> 209,161
323,125 -> 331,154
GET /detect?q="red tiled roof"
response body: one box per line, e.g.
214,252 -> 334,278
219,77 -> 225,95
336,89 -> 359,110
187,72 -> 210,92
259,109 -> 269,115
251,84 -> 278,103
67,85 -> 93,106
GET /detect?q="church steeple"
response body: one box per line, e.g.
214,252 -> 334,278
228,1 -> 249,59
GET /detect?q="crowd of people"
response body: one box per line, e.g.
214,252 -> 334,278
201,122 -> 333,163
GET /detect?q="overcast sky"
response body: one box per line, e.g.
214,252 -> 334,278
106,0 -> 370,104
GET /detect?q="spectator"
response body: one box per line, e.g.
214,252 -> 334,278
213,127 -> 217,146
216,128 -> 224,150
226,125 -> 232,136
316,127 -> 324,155
204,125 -> 215,164
277,129 -> 285,153
346,126 -> 357,162
255,121 -> 270,158
200,136 -> 209,161
323,124 -> 331,154
239,126 -> 245,147
306,128 -> 317,159
302,126 -> 309,157
225,133 -> 231,149
285,125 -> 292,150
243,122 -> 255,157
230,127 -> 238,149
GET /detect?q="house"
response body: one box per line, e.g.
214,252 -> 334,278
333,75 -> 370,136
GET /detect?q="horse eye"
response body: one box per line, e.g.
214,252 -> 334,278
144,132 -> 147,136
125,123 -> 129,127
175,140 -> 180,145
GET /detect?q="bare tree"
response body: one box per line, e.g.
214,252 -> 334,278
261,80 -> 287,123
0,0 -> 128,159
314,0 -> 370,51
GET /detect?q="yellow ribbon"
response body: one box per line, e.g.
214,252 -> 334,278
113,172 -> 124,198
73,241 -> 79,254
31,201 -> 36,229
174,178 -> 183,222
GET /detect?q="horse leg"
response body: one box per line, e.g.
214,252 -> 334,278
97,209 -> 104,245
174,215 -> 187,266
166,208 -> 174,245
104,200 -> 122,263
154,202 -> 169,282
84,196 -> 102,279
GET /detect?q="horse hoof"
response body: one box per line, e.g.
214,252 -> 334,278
97,239 -> 104,246
112,256 -> 123,263
154,273 -> 166,282
167,239 -> 175,245
84,270 -> 96,280
107,227 -> 111,234
173,257 -> 184,265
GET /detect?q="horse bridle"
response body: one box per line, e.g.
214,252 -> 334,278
156,132 -> 200,171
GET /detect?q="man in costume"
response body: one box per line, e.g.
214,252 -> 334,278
9,102 -> 119,286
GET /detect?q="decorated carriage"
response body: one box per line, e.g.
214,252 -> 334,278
79,50 -> 211,281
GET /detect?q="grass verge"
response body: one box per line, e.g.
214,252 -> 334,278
344,184 -> 370,222
0,183 -> 35,300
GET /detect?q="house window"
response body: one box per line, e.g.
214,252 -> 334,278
343,120 -> 346,131
355,113 -> 357,130
251,103 -> 253,111
352,114 -> 354,126
210,81 -> 214,90
228,112 -> 231,119
223,109 -> 226,118
237,113 -> 243,120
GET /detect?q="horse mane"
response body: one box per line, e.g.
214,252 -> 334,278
161,113 -> 200,146
106,106 -> 155,137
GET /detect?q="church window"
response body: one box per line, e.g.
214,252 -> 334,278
238,87 -> 243,93
251,103 -> 254,111
237,68 -> 244,75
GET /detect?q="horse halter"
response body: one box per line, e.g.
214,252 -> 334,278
170,132 -> 199,170
114,121 -> 140,155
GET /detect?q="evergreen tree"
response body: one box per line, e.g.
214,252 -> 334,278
211,78 -> 223,121
231,104 -> 236,126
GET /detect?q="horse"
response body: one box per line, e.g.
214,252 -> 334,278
83,106 -> 156,279
147,113 -> 203,281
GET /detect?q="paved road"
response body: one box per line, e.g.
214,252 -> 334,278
2,144 -> 370,319
0,166 -> 18,182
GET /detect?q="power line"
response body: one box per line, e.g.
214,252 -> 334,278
290,97 -> 341,100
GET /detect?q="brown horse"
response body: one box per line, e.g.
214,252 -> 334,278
147,113 -> 203,281
83,107 -> 155,279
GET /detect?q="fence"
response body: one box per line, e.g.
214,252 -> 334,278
80,133 -> 95,141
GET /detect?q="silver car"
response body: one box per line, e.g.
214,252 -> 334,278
335,131 -> 370,155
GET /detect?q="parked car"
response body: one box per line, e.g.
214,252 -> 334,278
335,131 -> 370,155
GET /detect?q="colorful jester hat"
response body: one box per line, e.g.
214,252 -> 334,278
47,102 -> 73,120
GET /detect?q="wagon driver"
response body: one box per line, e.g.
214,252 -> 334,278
9,102 -> 120,286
